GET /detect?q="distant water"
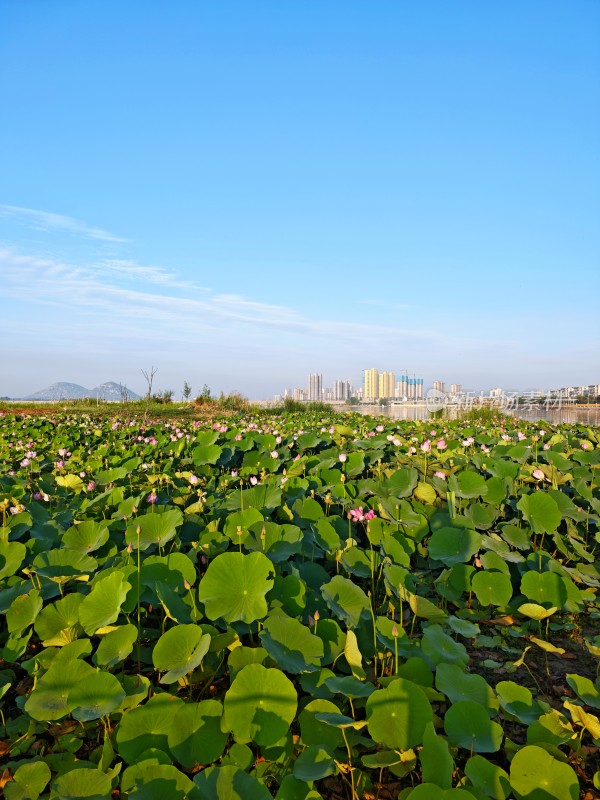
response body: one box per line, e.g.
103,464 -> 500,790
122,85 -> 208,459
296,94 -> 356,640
352,403 -> 599,426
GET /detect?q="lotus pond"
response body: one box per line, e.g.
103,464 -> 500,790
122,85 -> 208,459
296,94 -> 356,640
1,409 -> 599,800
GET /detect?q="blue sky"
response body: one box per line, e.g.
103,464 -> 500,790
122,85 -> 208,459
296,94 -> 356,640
1,1 -> 598,399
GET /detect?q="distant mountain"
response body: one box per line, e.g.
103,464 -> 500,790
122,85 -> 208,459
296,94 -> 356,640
22,381 -> 140,401
91,382 -> 140,401
24,382 -> 92,401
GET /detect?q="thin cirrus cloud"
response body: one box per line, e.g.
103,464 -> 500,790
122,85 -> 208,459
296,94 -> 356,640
0,246 -> 440,344
0,204 -> 128,243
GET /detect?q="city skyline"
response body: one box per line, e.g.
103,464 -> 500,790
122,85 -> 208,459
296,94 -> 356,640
1,2 -> 599,398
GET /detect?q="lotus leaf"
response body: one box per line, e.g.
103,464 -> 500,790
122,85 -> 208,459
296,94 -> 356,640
444,700 -> 503,753
366,677 -> 433,750
152,624 -> 211,683
198,551 -> 274,624
472,570 -> 513,607
260,612 -> 323,673
517,491 -> 561,534
4,761 -> 51,800
116,693 -> 184,763
193,765 -> 272,800
125,508 -> 183,550
510,745 -> 578,800
464,755 -> 510,800
79,569 -> 131,635
428,526 -> 482,566
35,592 -> 84,646
50,768 -> 113,800
420,721 -> 454,789
167,699 -> 228,768
94,623 -> 138,667
321,574 -> 370,628
69,669 -> 126,720
62,520 -> 109,552
222,663 -> 297,746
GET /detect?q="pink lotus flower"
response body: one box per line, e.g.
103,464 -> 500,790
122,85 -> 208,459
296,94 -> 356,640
339,453 -> 348,463
87,481 -> 96,491
582,441 -> 592,450
532,469 -> 545,481
349,507 -> 376,522
146,492 -> 158,504
421,440 -> 431,453
436,439 -> 446,450
250,476 -> 258,485
270,450 -> 279,459
434,471 -> 446,480
189,474 -> 199,485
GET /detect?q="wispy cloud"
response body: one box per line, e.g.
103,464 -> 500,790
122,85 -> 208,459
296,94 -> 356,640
0,247 -> 439,343
94,259 -> 210,291
0,204 -> 127,243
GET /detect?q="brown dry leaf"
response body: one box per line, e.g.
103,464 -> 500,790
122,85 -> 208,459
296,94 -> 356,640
0,742 -> 12,758
0,768 -> 13,790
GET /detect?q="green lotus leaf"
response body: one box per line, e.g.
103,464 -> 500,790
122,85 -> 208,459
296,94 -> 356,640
142,552 -> 197,587
94,623 -> 138,667
298,699 -> 345,753
247,521 -> 303,562
0,540 -> 26,580
422,624 -> 468,668
292,746 -> 336,781
259,612 -> 323,674
35,592 -> 84,646
517,491 -> 561,534
222,663 -> 297,747
198,551 -> 274,624
192,443 -> 223,465
79,570 -> 131,635
69,669 -> 126,720
495,681 -> 544,725
62,520 -> 110,552
33,549 -> 97,582
428,527 -> 482,566
465,755 -> 510,800
414,481 -> 437,504
450,471 -> 488,499
55,474 -> 85,493
518,602 -> 557,621
94,466 -> 128,484
435,663 -> 499,715
387,467 -> 419,497
275,775 -> 323,800
321,574 -> 370,628
192,765 -> 272,800
4,761 -> 51,800
227,645 -> 268,679
167,699 -> 228,768
125,508 -> 184,551
7,589 -> 43,636
123,763 -> 195,799
520,570 -> 567,608
116,694 -> 184,763
472,570 -> 513,607
24,657 -> 95,721
420,721 -> 454,789
408,786 -> 480,799
566,673 -> 600,710
510,744 -> 578,800
223,508 -> 264,543
444,700 -> 503,753
50,767 -> 112,800
152,624 -> 211,683
366,677 -> 433,750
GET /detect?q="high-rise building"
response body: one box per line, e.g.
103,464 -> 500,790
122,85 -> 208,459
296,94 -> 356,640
334,380 -> 352,401
433,380 -> 446,395
450,383 -> 462,395
363,368 -> 379,401
378,371 -> 395,400
308,373 -> 323,402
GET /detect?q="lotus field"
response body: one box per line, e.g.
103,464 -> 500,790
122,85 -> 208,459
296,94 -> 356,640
1,409 -> 600,800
